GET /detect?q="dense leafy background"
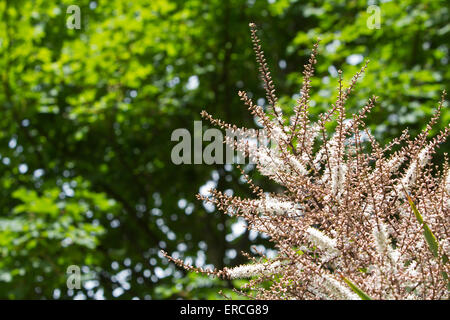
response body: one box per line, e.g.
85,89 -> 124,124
0,0 -> 448,299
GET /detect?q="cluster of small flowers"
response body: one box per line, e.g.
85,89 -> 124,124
165,23 -> 449,300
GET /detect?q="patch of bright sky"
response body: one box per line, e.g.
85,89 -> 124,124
178,198 -> 187,209
326,40 -> 340,53
199,180 -> 217,197
328,65 -> 338,77
226,217 -> 247,242
18,164 -> 28,174
346,54 -> 364,65
186,75 -> 199,90
33,169 -> 45,178
62,182 -> 75,197
8,138 -> 17,148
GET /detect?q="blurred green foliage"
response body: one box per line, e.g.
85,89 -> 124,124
0,0 -> 448,299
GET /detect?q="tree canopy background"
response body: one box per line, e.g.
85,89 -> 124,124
0,0 -> 448,299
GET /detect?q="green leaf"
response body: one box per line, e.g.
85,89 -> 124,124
406,192 -> 449,290
342,276 -> 372,300
406,193 -> 439,258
